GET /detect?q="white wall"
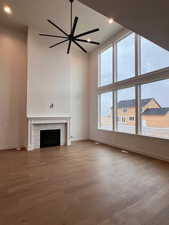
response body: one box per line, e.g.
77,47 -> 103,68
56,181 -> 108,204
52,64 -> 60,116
27,28 -> 71,116
27,27 -> 89,141
89,43 -> 169,162
0,25 -> 27,150
70,49 -> 89,141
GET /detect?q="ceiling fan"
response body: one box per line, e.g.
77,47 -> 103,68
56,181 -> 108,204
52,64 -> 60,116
39,0 -> 100,54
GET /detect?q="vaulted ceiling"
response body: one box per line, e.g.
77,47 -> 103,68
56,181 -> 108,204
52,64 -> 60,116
79,0 -> 169,51
0,0 -> 123,52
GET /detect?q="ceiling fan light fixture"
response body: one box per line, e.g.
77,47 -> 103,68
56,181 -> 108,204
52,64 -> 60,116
39,0 -> 100,54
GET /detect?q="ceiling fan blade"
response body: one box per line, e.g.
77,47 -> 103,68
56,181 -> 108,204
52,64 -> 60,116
67,17 -> 78,54
73,40 -> 87,53
75,28 -> 99,39
75,38 -> 100,45
39,34 -> 67,39
47,19 -> 69,37
67,40 -> 72,54
71,16 -> 78,35
49,39 -> 69,48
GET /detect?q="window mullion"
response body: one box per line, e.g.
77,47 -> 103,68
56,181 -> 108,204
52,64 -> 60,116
135,34 -> 141,134
113,91 -> 117,131
98,50 -> 100,87
98,94 -> 101,129
112,44 -> 114,131
113,43 -> 117,131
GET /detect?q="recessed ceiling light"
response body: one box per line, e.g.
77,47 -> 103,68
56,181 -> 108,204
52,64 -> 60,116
108,18 -> 114,24
87,38 -> 91,42
4,5 -> 12,14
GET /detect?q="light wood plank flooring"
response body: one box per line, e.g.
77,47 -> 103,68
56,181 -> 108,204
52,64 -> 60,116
0,141 -> 169,225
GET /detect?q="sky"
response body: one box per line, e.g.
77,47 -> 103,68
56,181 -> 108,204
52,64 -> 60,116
101,33 -> 169,116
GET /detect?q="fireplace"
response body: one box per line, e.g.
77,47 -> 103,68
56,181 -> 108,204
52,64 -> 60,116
27,116 -> 71,151
40,129 -> 60,148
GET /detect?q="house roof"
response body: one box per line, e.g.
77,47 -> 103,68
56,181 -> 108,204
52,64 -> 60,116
142,108 -> 169,116
117,98 -> 153,108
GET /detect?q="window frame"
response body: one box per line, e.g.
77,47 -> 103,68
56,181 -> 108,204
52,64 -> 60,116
98,44 -> 113,88
116,32 -> 136,82
98,91 -> 113,130
140,36 -> 169,75
116,86 -> 136,134
97,31 -> 169,140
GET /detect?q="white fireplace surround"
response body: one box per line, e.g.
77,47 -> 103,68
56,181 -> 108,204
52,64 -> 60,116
27,115 -> 71,151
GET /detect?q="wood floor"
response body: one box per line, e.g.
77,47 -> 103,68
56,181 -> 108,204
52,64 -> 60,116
1,141 -> 169,225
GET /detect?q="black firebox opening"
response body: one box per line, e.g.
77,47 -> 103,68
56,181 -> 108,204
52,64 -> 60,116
40,129 -> 60,148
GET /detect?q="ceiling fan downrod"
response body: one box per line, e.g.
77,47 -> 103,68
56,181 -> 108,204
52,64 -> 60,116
70,0 -> 74,31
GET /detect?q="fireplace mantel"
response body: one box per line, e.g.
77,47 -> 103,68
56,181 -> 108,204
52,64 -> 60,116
27,115 -> 71,151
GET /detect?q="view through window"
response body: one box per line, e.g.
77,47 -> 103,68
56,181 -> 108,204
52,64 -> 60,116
141,79 -> 169,139
100,47 -> 113,86
100,92 -> 112,130
117,87 -> 135,134
141,37 -> 169,74
117,33 -> 135,81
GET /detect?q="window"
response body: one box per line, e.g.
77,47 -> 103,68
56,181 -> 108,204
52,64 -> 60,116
129,116 -> 135,121
100,47 -> 113,86
141,37 -> 169,74
118,116 -> 122,122
99,92 -> 112,130
122,117 -> 126,123
123,108 -> 128,113
117,87 -> 135,134
141,79 -> 169,139
117,33 -> 135,81
98,31 -> 169,140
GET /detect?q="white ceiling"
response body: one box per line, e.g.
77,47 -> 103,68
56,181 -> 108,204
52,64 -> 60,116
0,0 -> 122,52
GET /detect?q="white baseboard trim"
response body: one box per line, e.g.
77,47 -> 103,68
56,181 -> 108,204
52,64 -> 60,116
0,145 -> 26,151
89,138 -> 169,164
71,138 -> 89,142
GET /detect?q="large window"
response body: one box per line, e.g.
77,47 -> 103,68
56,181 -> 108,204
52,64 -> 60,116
117,87 -> 135,134
141,37 -> 169,74
98,32 -> 169,140
117,33 -> 135,81
99,92 -> 112,130
141,79 -> 169,139
99,46 -> 113,86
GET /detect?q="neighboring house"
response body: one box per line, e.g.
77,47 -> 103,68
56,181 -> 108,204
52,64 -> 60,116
142,108 -> 169,128
117,98 -> 161,126
101,98 -> 169,128
118,98 -> 169,128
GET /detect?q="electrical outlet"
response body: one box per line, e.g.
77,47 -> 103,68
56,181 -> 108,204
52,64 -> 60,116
49,103 -> 54,109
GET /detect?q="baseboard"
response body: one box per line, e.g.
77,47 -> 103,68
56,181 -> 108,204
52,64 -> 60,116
71,138 -> 89,142
72,138 -> 90,143
89,138 -> 169,164
0,145 -> 26,151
